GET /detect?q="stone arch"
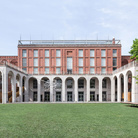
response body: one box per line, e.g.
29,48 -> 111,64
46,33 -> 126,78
65,77 -> 75,102
89,77 -> 99,101
102,77 -> 111,101
78,77 -> 87,102
28,77 -> 38,102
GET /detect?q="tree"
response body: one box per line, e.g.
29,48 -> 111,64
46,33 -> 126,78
129,38 -> 138,60
129,38 -> 138,84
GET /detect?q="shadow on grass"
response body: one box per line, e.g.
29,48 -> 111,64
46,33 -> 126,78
126,104 -> 138,108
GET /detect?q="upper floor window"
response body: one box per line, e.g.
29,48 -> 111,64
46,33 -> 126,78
56,68 -> 61,74
101,50 -> 106,57
90,58 -> 94,66
34,58 -> 38,66
34,68 -> 38,74
113,58 -> 117,66
22,50 -> 26,57
79,68 -> 83,74
101,58 -> 106,66
113,49 -> 117,57
34,50 -> 38,57
22,58 -> 26,67
90,50 -> 94,57
56,50 -> 61,57
101,68 -> 106,74
56,58 -> 61,66
45,68 -> 49,74
45,50 -> 49,57
45,58 -> 49,67
90,68 -> 95,74
79,58 -> 83,66
79,50 -> 83,57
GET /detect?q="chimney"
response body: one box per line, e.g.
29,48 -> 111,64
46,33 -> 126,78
112,37 -> 115,44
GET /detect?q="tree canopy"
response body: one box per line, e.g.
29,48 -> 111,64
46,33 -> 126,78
129,38 -> 138,60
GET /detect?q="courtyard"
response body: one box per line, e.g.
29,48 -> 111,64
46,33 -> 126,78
0,103 -> 138,137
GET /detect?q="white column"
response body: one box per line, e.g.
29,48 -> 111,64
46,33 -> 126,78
111,77 -> 115,102
124,74 -> 128,102
50,79 -> 53,102
37,79 -> 41,102
74,78 -> 78,102
99,78 -> 102,102
132,70 -> 136,103
19,77 -> 23,102
62,78 -> 65,102
25,78 -> 28,102
12,75 -> 16,103
87,78 -> 90,102
2,70 -> 8,104
117,76 -> 121,102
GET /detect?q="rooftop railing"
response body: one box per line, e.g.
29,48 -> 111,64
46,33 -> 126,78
18,40 -> 121,45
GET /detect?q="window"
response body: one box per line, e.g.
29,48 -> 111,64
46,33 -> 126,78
45,68 -> 49,74
90,79 -> 95,88
101,58 -> 106,66
90,68 -> 95,74
45,58 -> 49,66
56,58 -> 61,66
34,68 -> 38,74
34,50 -> 38,57
56,50 -> 61,57
33,79 -> 37,89
113,58 -> 117,66
56,68 -> 61,74
79,58 -> 83,66
34,58 -> 38,66
22,58 -> 26,67
113,49 -> 117,57
78,79 -> 84,88
79,68 -> 83,74
22,50 -> 26,57
55,79 -> 62,89
67,79 -> 73,88
90,58 -> 94,66
67,57 -> 72,69
101,68 -> 106,74
101,50 -> 106,57
102,79 -> 107,88
22,68 -> 27,71
90,50 -> 94,57
79,50 -> 83,57
45,50 -> 49,57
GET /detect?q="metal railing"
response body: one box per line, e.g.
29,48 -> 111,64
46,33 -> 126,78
18,40 -> 121,45
113,60 -> 138,74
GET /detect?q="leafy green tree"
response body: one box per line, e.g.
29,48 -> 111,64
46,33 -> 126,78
129,38 -> 138,60
129,38 -> 138,84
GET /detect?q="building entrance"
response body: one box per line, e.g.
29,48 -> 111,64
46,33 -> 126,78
90,91 -> 95,101
33,91 -> 37,101
56,92 -> 61,102
78,92 -> 84,101
67,92 -> 72,102
44,92 -> 50,102
102,91 -> 106,101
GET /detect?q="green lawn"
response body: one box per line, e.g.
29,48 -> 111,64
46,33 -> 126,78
0,103 -> 138,138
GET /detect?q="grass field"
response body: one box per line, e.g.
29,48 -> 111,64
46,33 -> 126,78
0,103 -> 138,138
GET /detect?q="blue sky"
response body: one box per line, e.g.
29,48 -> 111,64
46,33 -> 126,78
0,0 -> 138,55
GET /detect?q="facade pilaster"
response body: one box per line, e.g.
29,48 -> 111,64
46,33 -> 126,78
37,79 -> 41,102
87,78 -> 90,102
12,75 -> 16,103
74,77 -> 78,102
50,79 -> 53,102
111,77 -> 115,102
62,78 -> 65,102
99,78 -> 102,102
124,74 -> 128,102
25,78 -> 28,102
117,76 -> 121,102
19,77 -> 23,102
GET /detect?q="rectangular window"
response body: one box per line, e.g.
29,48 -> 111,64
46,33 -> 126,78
102,79 -> 107,88
90,50 -> 94,57
90,58 -> 94,66
34,50 -> 38,57
45,50 -> 49,57
101,50 -> 106,57
113,58 -> 117,66
67,79 -> 73,88
22,58 -> 26,67
22,68 -> 27,71
34,58 -> 38,66
67,57 -> 72,69
56,58 -> 61,66
101,68 -> 106,74
22,50 -> 27,57
34,68 -> 38,74
90,79 -> 95,88
101,58 -> 106,66
79,68 -> 83,74
113,49 -> 117,57
56,50 -> 61,57
56,68 -> 61,74
79,58 -> 83,66
78,80 -> 84,88
45,58 -> 49,67
33,79 -> 37,89
79,50 -> 83,57
90,68 -> 95,74
45,68 -> 49,74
